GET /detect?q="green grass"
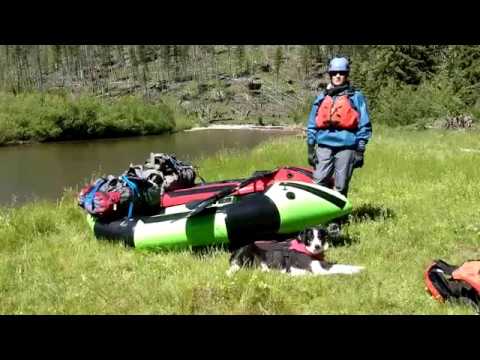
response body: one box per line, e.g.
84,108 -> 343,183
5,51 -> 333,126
1,126 -> 480,314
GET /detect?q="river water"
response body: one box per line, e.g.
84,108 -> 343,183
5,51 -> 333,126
0,129 -> 296,206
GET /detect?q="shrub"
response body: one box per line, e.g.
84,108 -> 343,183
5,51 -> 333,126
372,73 -> 466,127
0,92 -> 181,144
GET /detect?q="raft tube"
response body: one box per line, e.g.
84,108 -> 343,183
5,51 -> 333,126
160,166 -> 314,208
87,180 -> 352,250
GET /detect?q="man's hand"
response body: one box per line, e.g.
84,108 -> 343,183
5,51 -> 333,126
308,144 -> 317,167
353,140 -> 366,169
357,140 -> 366,153
353,151 -> 364,169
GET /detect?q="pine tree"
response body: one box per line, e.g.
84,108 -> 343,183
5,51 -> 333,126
235,45 -> 246,77
128,45 -> 139,82
299,45 -> 312,78
274,46 -> 284,81
34,45 -> 44,90
136,45 -> 150,95
442,45 -> 480,105
51,45 -> 63,72
172,45 -> 181,80
370,45 -> 439,86
13,45 -> 29,92
66,45 -> 81,80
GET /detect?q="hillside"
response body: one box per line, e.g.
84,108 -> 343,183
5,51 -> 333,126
42,45 -> 330,126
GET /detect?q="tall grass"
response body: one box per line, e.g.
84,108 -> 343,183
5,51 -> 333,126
0,92 -> 194,145
1,126 -> 479,314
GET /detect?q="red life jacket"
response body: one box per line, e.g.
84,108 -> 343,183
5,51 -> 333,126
424,259 -> 480,313
315,94 -> 359,130
452,261 -> 480,293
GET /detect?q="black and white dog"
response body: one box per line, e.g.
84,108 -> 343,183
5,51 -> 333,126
227,226 -> 364,276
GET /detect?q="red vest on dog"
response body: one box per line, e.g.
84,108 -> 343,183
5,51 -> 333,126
288,239 -> 325,261
315,95 -> 359,131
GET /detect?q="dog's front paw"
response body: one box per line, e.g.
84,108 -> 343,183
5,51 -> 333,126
345,265 -> 364,274
289,267 -> 310,276
327,264 -> 365,275
226,264 -> 240,277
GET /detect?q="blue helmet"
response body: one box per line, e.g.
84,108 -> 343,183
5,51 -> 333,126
328,57 -> 350,73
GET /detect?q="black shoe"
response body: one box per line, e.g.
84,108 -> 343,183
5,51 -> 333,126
326,223 -> 341,239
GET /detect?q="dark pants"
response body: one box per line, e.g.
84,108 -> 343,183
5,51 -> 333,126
313,146 -> 356,197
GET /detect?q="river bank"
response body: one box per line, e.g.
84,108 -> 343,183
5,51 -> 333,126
185,124 -> 304,132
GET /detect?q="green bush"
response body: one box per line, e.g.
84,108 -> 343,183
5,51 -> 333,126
100,96 -> 175,136
0,92 -> 182,145
372,73 -> 466,127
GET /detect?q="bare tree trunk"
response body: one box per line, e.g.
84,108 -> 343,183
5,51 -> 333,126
35,45 -> 44,91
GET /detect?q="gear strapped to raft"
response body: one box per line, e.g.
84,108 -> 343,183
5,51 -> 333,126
78,153 -> 197,220
125,153 -> 197,194
424,259 -> 480,313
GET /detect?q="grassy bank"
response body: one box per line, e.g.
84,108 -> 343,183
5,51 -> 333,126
1,126 -> 479,314
0,92 -> 196,145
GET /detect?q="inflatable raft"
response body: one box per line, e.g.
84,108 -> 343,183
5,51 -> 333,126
87,180 -> 352,250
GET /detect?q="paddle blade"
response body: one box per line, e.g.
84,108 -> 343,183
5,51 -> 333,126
187,187 -> 233,218
187,168 -> 279,218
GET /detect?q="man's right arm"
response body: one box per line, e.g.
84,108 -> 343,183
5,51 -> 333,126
306,95 -> 323,145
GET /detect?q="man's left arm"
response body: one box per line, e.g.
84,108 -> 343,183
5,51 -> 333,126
353,91 -> 372,152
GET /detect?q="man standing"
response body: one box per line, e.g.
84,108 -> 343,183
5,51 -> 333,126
306,57 -> 372,197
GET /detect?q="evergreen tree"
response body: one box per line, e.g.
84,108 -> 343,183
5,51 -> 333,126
115,45 -> 126,65
34,45 -> 44,90
13,45 -> 31,92
235,45 -> 246,77
441,45 -> 480,105
299,45 -> 312,78
136,45 -> 150,95
126,45 -> 140,90
51,45 -> 63,72
274,46 -> 284,81
369,45 -> 439,86
171,45 -> 181,80
159,45 -> 172,80
66,45 -> 81,80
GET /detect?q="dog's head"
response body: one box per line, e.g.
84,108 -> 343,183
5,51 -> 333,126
297,226 -> 329,255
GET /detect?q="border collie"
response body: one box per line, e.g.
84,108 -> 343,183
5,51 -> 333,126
227,226 -> 364,276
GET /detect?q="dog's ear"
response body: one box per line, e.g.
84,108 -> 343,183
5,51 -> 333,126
318,227 -> 329,240
297,230 -> 305,242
